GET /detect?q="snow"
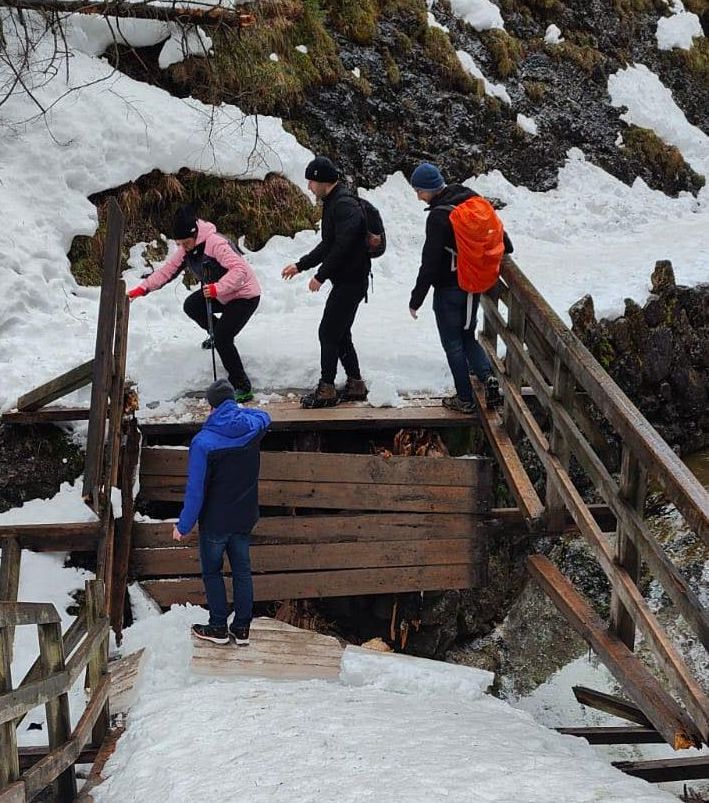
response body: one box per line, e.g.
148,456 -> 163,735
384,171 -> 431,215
351,66 -> 361,78
0,478 -> 97,524
86,605 -> 677,802
457,49 -> 512,104
449,0 -> 505,31
516,113 -> 538,136
656,3 -> 703,51
544,23 -> 564,44
296,44 -> 308,54
269,52 -> 279,62
427,11 -> 449,32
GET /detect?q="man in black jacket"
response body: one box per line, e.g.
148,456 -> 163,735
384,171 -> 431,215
282,156 -> 370,408
409,162 -> 512,413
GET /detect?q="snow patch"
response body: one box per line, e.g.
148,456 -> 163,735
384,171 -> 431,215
449,0 -> 504,31
656,8 -> 703,50
457,49 -> 511,104
427,11 -> 449,32
517,113 -> 538,136
544,23 -> 564,44
295,44 -> 308,54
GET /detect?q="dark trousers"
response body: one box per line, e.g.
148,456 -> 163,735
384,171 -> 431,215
183,292 -> 259,390
319,282 -> 367,384
433,287 -> 491,403
199,531 -> 253,629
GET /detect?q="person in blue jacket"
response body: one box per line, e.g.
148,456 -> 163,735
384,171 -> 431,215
172,378 -> 271,645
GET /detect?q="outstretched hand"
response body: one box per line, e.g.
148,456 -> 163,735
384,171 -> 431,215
308,277 -> 322,293
409,308 -> 418,320
282,264 -> 299,280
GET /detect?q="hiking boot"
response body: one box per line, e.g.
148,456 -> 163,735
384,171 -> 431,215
301,381 -> 338,409
201,335 -> 214,350
191,623 -> 229,645
338,377 -> 368,402
229,624 -> 250,646
234,388 -> 254,404
484,375 -> 503,409
442,395 -> 476,414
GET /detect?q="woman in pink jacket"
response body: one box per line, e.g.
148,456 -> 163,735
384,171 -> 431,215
128,206 -> 261,402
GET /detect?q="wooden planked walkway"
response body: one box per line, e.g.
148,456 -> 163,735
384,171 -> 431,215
191,617 -> 344,680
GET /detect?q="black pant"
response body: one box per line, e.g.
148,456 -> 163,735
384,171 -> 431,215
183,291 -> 259,390
318,282 -> 366,385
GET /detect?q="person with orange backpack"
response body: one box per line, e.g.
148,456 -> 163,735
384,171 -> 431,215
408,162 -> 512,413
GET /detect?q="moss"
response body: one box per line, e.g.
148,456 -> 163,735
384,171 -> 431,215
69,171 -> 319,286
168,0 -> 342,115
595,338 -> 616,370
323,0 -> 380,44
683,0 -> 708,14
479,30 -> 525,79
379,0 -> 428,26
623,125 -> 705,195
421,27 -> 481,92
382,47 -> 402,85
673,35 -> 709,84
392,30 -> 414,54
524,80 -> 547,102
546,40 -> 606,74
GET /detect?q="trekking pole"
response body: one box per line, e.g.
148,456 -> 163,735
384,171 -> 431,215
202,269 -> 217,382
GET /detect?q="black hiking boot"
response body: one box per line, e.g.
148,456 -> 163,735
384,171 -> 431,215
442,395 -> 476,414
301,381 -> 338,409
337,377 -> 368,402
229,624 -> 250,646
201,335 -> 214,350
191,623 -> 229,645
484,375 -> 503,409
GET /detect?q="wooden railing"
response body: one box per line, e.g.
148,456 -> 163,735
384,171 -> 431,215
0,580 -> 110,803
478,256 -> 709,750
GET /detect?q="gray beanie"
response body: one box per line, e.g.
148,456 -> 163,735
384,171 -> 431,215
206,378 -> 235,408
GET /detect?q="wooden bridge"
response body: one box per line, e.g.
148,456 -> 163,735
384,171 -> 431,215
1,199 -> 708,797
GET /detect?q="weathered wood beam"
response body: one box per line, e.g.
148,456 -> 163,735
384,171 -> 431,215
528,555 -> 701,750
612,755 -> 709,783
0,522 -> 101,552
0,602 -> 60,628
572,686 -> 652,727
556,725 -> 665,744
16,360 -> 93,412
1,407 -> 91,424
18,745 -> 97,772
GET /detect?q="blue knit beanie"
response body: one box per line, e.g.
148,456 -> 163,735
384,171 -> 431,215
410,162 -> 445,192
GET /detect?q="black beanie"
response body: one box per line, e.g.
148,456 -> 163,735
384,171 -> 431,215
304,156 -> 339,183
173,205 -> 198,239
206,378 -> 235,408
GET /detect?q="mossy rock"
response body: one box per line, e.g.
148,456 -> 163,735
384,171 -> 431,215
421,27 -> 483,93
523,80 -> 547,103
546,39 -> 606,75
69,171 -> 319,286
623,125 -> 705,196
479,30 -> 525,79
323,0 -> 380,44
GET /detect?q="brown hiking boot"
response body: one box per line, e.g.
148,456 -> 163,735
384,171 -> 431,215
442,395 -> 476,414
301,380 -> 338,409
338,377 -> 368,402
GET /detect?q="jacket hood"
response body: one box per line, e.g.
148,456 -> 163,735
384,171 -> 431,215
204,400 -> 263,441
195,219 -> 217,246
427,184 -> 474,211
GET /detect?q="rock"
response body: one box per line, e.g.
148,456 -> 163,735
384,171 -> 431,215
651,260 -> 676,294
643,294 -> 663,328
569,294 -> 596,336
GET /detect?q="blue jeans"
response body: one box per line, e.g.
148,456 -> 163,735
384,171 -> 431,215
199,531 -> 253,628
433,287 -> 491,403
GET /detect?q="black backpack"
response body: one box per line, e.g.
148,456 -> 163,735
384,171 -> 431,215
356,197 -> 387,258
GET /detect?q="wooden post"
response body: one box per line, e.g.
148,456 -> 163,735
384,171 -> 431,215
84,581 -> 110,747
544,356 -> 574,532
481,281 -> 500,356
0,539 -> 21,666
37,620 -> 76,802
503,294 -> 525,441
111,417 -> 141,640
609,447 -> 647,651
83,198 -> 124,507
0,622 -> 20,790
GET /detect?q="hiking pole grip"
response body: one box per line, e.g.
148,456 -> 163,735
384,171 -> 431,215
202,277 -> 218,382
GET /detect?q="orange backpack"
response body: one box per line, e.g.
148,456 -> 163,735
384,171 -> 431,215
440,195 -> 505,294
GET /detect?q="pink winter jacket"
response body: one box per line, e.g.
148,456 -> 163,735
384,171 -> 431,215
139,220 -> 261,303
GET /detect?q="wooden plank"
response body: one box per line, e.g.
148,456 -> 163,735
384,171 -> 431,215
556,726 -> 665,745
141,478 -> 487,514
572,686 -> 652,727
609,448 -> 646,651
0,539 -> 21,667
138,401 -> 482,436
481,314 -> 709,654
0,603 -> 60,628
142,563 -> 479,606
0,668 -> 70,726
111,418 -> 141,639
0,782 -> 24,803
18,746 -> 98,772
133,513 -> 484,548
1,407 -> 91,425
544,355 -> 574,532
73,726 -> 125,802
471,380 -> 544,528
109,649 -> 145,716
500,258 -> 709,546
16,360 -> 94,412
140,449 -> 492,488
0,621 -> 19,791
37,621 -> 76,802
0,523 -> 101,552
22,676 -> 110,802
503,293 -> 526,440
84,581 -> 109,748
612,755 -> 709,783
131,538 -> 480,576
528,555 -> 701,750
83,197 -> 124,503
